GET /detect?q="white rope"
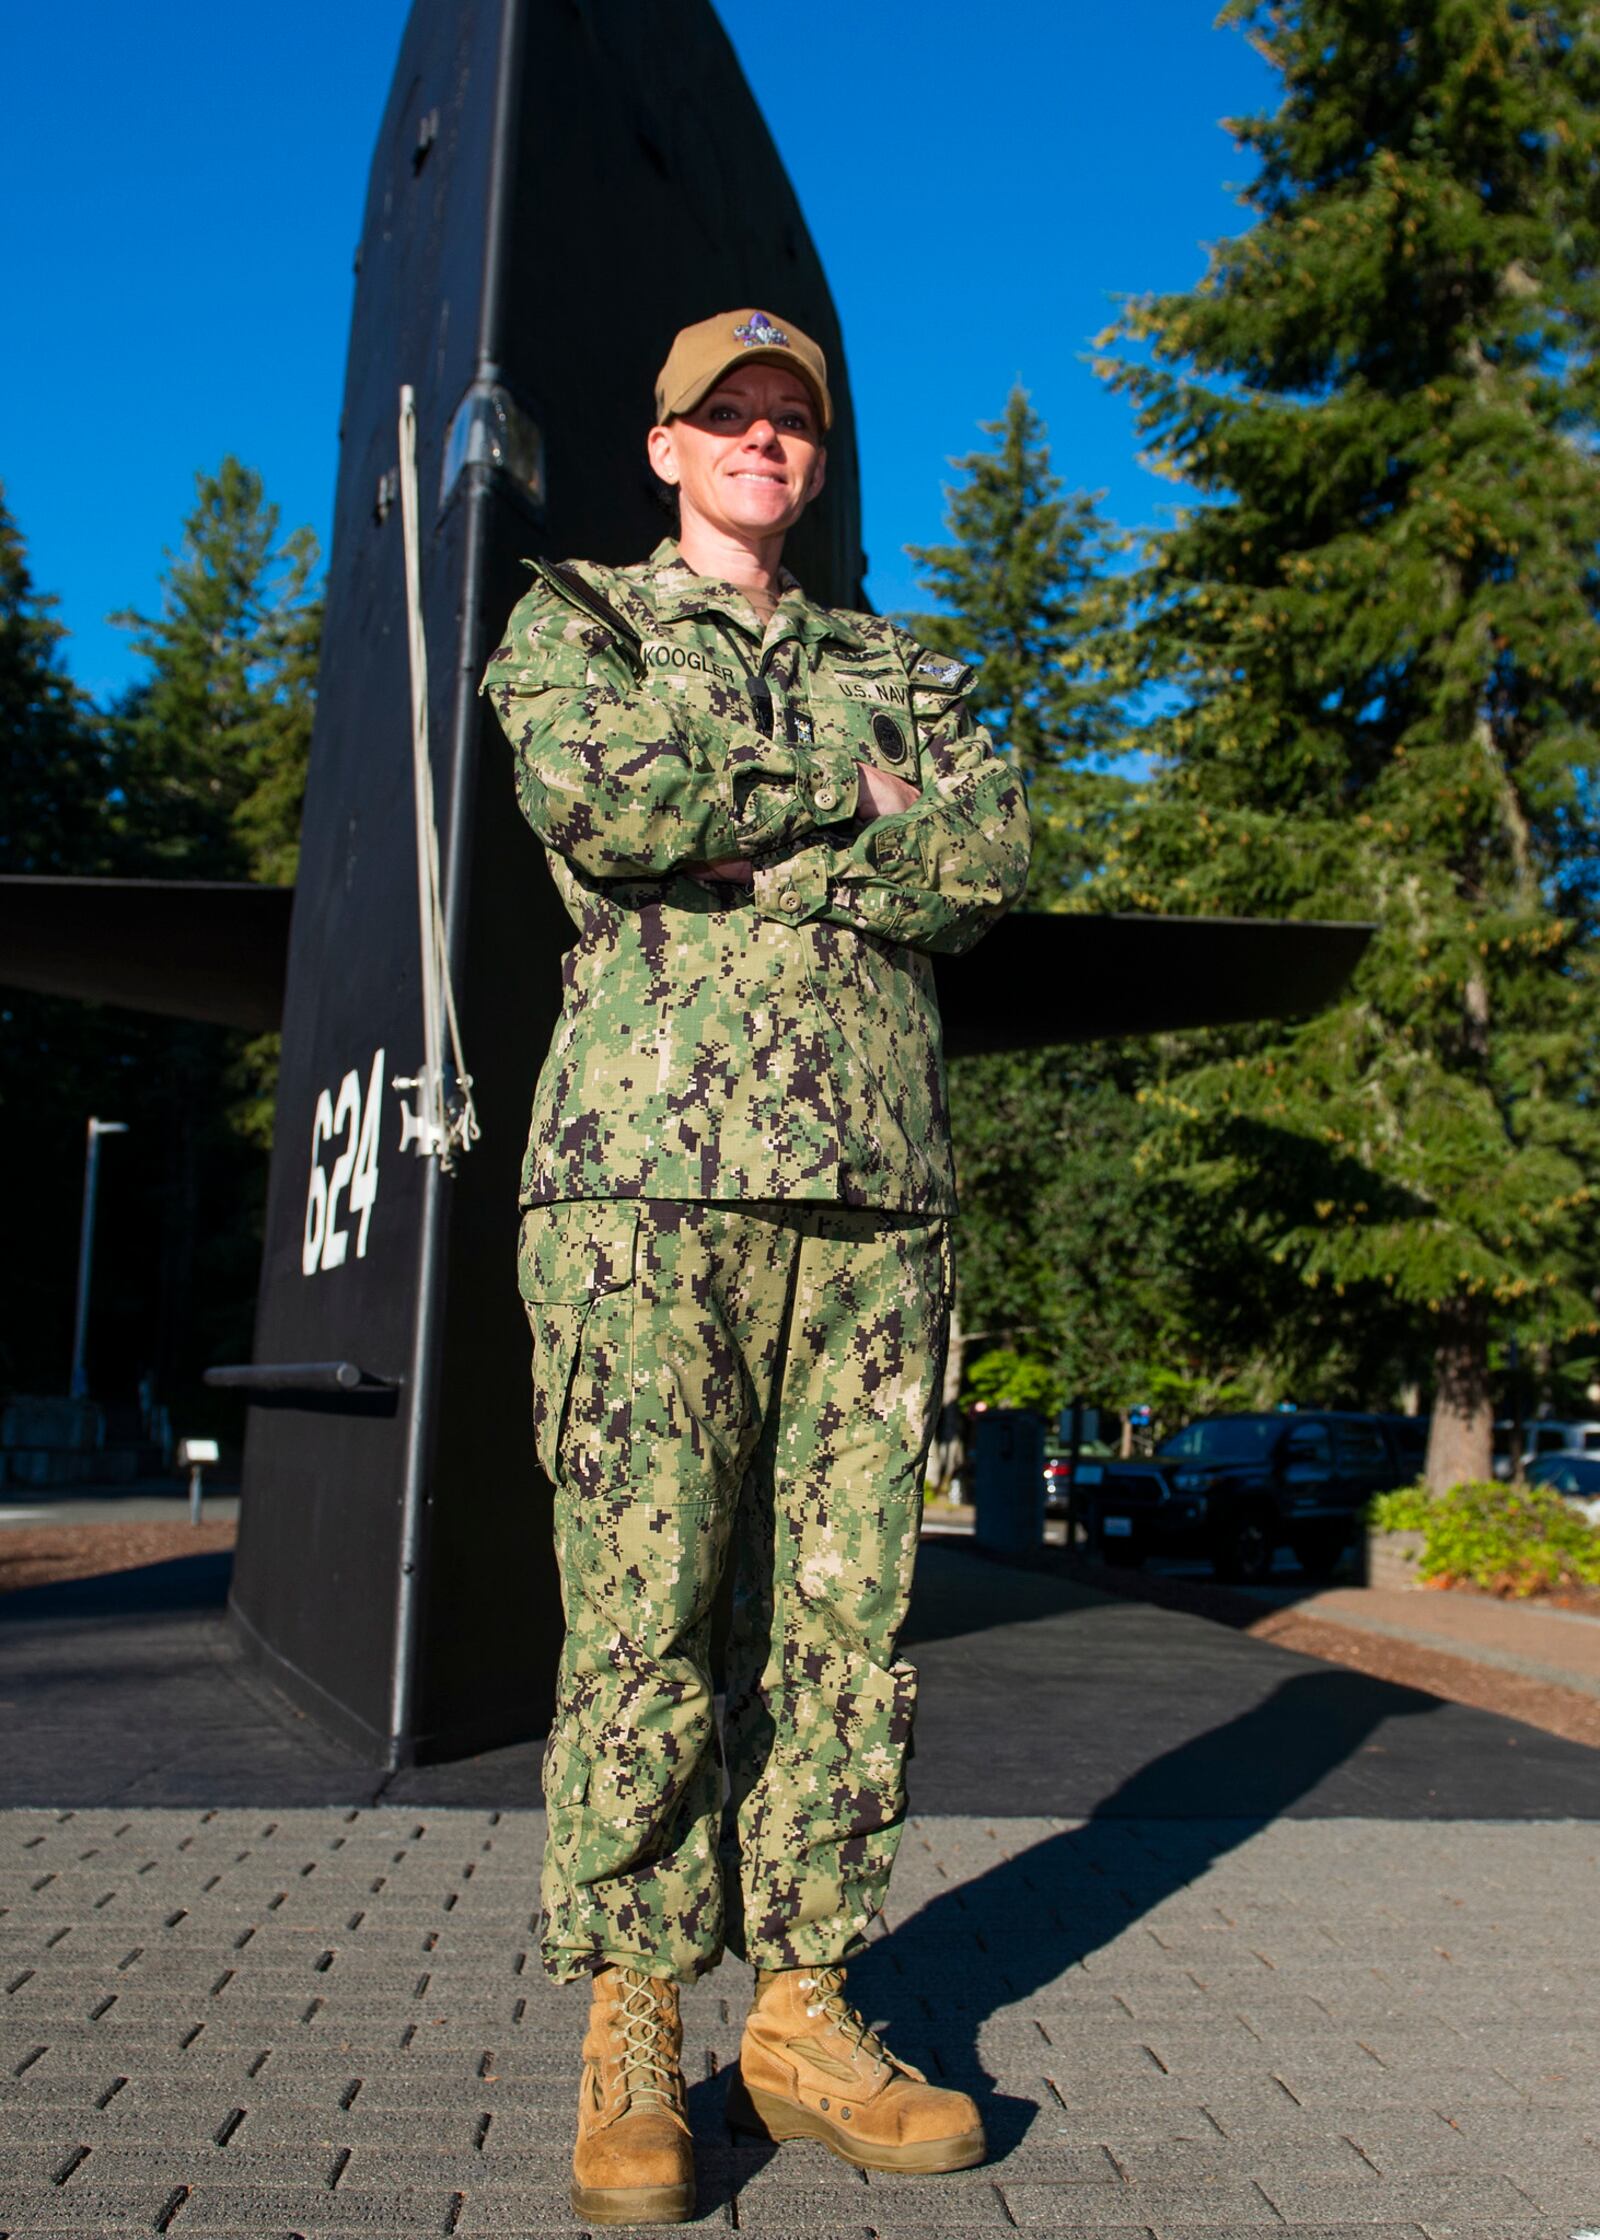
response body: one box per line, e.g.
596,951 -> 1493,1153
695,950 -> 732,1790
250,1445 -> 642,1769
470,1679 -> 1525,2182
396,384 -> 480,1171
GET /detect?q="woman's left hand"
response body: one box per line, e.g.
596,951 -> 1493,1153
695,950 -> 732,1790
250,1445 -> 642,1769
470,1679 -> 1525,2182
686,857 -> 755,885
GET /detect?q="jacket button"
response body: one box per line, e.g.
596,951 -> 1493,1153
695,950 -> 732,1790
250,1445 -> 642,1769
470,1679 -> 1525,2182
815,783 -> 838,810
779,889 -> 799,911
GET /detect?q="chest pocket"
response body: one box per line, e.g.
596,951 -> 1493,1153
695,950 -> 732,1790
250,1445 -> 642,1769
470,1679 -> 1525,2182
805,657 -> 920,780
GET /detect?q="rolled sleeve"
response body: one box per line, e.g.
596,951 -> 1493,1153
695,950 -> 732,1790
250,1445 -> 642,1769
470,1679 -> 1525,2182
727,738 -> 860,852
794,720 -> 1032,955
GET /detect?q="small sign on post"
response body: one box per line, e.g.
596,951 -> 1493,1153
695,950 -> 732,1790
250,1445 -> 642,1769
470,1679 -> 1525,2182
177,1437 -> 220,1525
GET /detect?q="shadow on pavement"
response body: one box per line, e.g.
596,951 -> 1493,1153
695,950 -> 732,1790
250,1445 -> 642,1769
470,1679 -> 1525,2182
4,1536 -> 1596,1826
0,1547 -> 235,1622
852,1666 -> 1443,2158
897,1538 -> 1600,1820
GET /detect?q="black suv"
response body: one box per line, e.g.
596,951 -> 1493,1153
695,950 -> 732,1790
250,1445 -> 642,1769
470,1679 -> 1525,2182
1075,1411 -> 1420,1584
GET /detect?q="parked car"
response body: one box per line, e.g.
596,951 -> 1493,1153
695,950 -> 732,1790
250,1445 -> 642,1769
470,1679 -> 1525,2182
1042,1452 -> 1073,1514
1042,1442 -> 1117,1516
1074,1410 -> 1418,1585
1378,1413 -> 1430,1477
1493,1420 -> 1600,1479
1526,1451 -> 1600,1524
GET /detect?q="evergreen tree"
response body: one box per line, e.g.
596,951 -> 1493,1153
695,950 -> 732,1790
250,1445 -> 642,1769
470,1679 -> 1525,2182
0,486 -> 108,875
106,460 -> 321,1386
1098,0 -> 1600,1489
948,1045 -> 1202,1425
111,456 -> 319,883
111,458 -> 320,1165
0,494 -> 121,1395
907,388 -> 1126,901
907,389 -> 1122,778
1,468 -> 319,1407
907,395 -> 1195,1418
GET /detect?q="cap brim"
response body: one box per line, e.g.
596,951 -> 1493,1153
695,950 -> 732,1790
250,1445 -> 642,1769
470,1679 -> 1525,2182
663,348 -> 831,431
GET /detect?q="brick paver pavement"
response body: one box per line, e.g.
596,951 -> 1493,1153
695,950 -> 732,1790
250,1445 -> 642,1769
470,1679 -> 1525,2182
2,1808 -> 1596,2240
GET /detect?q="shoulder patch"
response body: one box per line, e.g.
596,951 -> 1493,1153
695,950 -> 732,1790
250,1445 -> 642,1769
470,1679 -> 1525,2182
913,654 -> 970,687
526,558 -> 648,679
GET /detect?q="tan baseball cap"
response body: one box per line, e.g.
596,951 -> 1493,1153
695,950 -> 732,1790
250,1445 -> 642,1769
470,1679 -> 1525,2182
653,308 -> 832,432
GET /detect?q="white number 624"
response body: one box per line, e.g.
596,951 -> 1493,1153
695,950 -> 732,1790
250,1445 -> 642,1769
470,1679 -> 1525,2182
302,1048 -> 385,1276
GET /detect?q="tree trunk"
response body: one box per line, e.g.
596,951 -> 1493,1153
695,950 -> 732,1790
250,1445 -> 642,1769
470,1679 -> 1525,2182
1424,1304 -> 1493,1494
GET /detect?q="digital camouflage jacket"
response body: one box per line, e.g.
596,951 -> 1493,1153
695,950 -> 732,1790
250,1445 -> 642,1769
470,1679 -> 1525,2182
481,539 -> 1030,1212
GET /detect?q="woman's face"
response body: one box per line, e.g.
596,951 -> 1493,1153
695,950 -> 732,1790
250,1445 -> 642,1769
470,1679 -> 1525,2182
647,363 -> 827,545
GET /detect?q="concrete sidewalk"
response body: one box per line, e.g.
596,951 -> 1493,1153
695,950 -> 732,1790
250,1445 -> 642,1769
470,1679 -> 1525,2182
1291,1584 -> 1600,1702
0,1483 -> 241,1531
0,1544 -> 1597,2235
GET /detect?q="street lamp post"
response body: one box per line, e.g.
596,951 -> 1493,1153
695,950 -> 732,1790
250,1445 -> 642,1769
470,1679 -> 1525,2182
69,1119 -> 128,1402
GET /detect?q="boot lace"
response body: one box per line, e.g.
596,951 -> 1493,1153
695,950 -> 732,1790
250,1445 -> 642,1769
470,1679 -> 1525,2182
610,1968 -> 681,2113
797,1966 -> 894,2078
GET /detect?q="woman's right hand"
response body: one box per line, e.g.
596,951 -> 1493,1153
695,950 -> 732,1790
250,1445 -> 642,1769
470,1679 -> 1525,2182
855,763 -> 921,821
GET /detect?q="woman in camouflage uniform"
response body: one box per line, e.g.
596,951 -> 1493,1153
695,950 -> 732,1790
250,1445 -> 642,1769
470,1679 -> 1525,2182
483,308 -> 1030,2224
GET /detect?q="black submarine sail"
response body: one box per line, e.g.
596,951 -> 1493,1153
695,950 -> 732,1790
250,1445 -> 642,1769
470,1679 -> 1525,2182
0,0 -> 1370,1767
221,0 -> 868,1764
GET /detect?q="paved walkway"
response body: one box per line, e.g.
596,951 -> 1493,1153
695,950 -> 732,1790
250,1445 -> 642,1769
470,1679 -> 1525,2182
1293,1584 -> 1600,1702
0,1545 -> 1596,2236
2,1808 -> 1597,2238
0,1484 -> 240,1531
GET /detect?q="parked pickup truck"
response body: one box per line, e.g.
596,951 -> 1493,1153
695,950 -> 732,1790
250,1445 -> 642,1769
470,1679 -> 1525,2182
1073,1411 -> 1424,1585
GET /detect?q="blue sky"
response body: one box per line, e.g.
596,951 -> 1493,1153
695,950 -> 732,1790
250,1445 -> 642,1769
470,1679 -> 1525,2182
2,3 -> 1274,703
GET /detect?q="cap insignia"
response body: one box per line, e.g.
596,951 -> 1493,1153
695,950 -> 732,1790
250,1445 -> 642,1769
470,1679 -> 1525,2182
734,312 -> 789,349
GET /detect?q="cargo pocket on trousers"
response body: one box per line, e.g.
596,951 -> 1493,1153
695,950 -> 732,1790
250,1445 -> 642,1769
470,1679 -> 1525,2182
517,1202 -> 639,1491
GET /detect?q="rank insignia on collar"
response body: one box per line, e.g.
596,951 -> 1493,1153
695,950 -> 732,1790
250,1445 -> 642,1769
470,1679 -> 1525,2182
915,655 -> 966,684
734,312 -> 789,348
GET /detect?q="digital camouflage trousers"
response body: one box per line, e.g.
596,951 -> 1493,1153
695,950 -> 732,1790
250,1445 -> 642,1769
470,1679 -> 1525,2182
517,1197 -> 951,1984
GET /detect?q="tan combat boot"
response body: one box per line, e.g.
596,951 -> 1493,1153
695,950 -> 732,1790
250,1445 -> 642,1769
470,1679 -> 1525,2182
727,1963 -> 985,2173
571,1964 -> 694,2224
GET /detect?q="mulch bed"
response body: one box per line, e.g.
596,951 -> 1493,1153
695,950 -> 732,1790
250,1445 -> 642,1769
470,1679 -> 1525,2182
1425,1578 -> 1600,1615
1243,1600 -> 1600,1751
0,1518 -> 238,1596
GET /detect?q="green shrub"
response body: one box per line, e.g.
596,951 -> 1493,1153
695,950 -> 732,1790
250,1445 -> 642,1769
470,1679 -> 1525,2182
1370,1480 -> 1600,1598
963,1348 -> 1063,1417
1370,1485 -> 1431,1534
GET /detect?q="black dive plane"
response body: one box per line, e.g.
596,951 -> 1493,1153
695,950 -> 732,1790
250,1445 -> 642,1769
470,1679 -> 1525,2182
0,0 -> 1367,1763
